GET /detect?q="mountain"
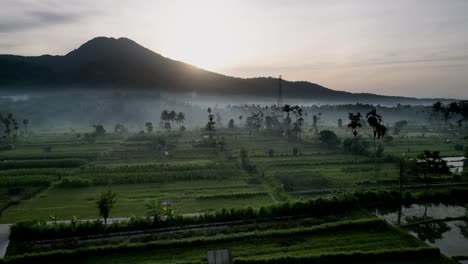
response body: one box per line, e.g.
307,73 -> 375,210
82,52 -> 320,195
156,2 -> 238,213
0,37 -> 439,103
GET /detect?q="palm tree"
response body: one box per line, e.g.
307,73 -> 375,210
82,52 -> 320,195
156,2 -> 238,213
348,112 -> 362,139
169,110 -> 176,122
96,190 -> 116,225
23,119 -> 29,134
205,107 -> 216,138
282,105 -> 293,136
366,109 -> 386,183
175,112 -> 185,124
376,123 -> 387,180
347,112 -> 362,180
432,102 -> 443,131
160,110 -> 169,122
145,200 -> 160,225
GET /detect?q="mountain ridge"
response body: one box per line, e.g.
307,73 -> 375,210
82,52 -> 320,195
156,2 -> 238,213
0,37 -> 447,103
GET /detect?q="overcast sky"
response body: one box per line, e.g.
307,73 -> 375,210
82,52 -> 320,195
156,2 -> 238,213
1,0 -> 467,99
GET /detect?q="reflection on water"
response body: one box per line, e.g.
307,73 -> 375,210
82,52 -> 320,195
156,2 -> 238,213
443,156 -> 465,174
408,220 -> 468,257
405,217 -> 451,243
378,203 -> 468,257
378,203 -> 466,225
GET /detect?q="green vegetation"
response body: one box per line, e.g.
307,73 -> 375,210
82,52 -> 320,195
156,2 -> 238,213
0,102 -> 466,263
2,218 -> 446,264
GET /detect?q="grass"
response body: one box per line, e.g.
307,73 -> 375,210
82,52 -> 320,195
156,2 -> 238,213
0,181 -> 274,223
0,127 -> 465,223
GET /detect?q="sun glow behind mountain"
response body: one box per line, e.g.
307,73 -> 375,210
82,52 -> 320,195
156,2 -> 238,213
155,1 -> 247,70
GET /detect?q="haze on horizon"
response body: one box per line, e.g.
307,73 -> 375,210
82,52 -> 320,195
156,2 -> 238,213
1,0 -> 467,99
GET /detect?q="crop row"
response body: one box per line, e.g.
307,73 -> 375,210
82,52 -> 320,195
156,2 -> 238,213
9,188 -> 468,241
6,218 -> 388,263
0,159 -> 87,170
0,152 -> 97,161
196,192 -> 270,200
234,247 -> 440,264
0,175 -> 57,187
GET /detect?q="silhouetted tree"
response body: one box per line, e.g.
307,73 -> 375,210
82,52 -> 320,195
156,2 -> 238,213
169,110 -> 176,122
393,120 -> 408,135
205,108 -> 216,138
145,200 -> 161,225
348,112 -> 362,144
93,125 -> 106,137
319,130 -> 340,149
348,112 -> 362,177
417,150 -> 450,188
145,122 -> 153,133
96,190 -> 116,225
175,112 -> 185,124
245,112 -> 262,135
366,109 -> 386,182
228,119 -> 235,129
114,123 -> 127,134
22,119 -> 29,134
312,115 -> 320,134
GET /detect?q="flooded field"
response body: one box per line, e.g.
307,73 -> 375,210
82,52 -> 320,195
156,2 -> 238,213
378,203 -> 468,257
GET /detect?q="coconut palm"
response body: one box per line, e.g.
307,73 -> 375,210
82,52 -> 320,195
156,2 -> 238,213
169,110 -> 177,122
347,112 -> 362,179
23,119 -> 29,134
366,109 -> 386,183
160,110 -> 169,122
175,112 -> 185,124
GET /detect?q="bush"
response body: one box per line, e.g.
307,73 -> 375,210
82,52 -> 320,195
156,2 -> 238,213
318,130 -> 340,149
343,138 -> 370,156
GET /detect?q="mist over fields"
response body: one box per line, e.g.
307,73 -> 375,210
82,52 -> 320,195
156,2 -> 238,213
0,89 -> 441,131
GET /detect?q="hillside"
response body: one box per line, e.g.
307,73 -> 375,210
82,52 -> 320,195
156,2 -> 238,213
0,37 -> 435,103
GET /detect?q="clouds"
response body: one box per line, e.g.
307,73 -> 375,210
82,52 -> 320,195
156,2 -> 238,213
0,10 -> 81,33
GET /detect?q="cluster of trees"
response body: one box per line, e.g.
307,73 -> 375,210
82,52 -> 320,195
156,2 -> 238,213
160,110 -> 185,131
0,113 -> 29,145
432,101 -> 468,128
232,104 -> 306,139
82,125 -> 106,143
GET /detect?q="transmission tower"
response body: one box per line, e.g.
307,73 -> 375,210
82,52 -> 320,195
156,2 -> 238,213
277,75 -> 283,108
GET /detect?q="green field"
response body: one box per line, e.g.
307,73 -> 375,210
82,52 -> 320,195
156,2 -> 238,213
0,127 -> 466,224
21,218 -> 445,264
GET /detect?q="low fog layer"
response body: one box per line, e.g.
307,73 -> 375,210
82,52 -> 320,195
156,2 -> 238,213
0,90 -> 448,131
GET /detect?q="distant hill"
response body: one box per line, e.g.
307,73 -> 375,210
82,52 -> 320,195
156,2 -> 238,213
0,37 -> 446,104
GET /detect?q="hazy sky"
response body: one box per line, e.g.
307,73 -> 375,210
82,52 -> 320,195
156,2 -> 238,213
1,0 -> 468,99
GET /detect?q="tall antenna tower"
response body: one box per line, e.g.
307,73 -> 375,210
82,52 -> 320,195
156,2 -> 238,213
277,75 -> 283,108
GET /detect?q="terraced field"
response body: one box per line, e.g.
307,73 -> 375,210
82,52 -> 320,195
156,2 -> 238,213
39,219 -> 450,264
